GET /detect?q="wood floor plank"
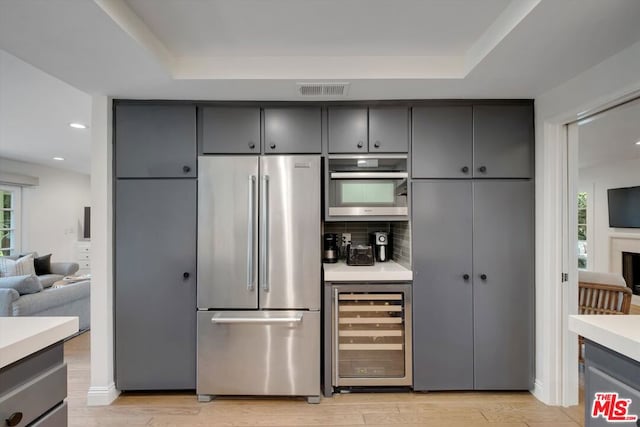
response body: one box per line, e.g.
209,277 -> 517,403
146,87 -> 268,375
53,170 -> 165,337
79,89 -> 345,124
63,332 -> 585,427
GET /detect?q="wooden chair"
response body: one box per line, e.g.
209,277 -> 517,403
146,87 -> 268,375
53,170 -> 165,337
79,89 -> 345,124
578,271 -> 632,363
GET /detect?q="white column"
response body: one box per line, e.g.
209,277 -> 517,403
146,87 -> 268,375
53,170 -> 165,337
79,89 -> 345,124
87,95 -> 119,406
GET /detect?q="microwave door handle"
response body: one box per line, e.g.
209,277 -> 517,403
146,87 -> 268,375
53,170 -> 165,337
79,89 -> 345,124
246,175 -> 256,291
330,172 -> 408,179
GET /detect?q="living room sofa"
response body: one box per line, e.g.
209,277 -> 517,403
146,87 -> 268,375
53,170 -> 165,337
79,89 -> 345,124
0,255 -> 90,331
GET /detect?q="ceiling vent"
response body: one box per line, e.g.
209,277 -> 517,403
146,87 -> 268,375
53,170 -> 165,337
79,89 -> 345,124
297,82 -> 350,97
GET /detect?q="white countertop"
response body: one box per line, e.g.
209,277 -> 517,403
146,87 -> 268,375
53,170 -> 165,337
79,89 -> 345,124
569,315 -> 640,362
0,317 -> 79,368
323,260 -> 413,282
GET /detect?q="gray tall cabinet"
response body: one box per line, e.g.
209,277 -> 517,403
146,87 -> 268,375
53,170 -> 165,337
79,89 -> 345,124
412,103 -> 534,391
114,103 -> 197,390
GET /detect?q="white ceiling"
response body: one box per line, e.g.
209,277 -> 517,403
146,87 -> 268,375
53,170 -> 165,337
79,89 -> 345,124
578,98 -> 640,170
1,0 -> 640,173
0,50 -> 92,174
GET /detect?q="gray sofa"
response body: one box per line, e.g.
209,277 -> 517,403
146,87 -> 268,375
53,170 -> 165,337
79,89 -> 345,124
0,256 -> 90,331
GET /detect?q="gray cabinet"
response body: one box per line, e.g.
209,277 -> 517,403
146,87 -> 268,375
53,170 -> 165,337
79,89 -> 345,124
412,106 -> 472,178
328,107 -> 368,153
412,181 -> 474,390
200,107 -> 261,154
328,106 -> 409,154
473,104 -> 533,178
115,104 -> 197,178
584,340 -> 640,427
412,180 -> 533,391
264,107 -> 321,153
411,104 -> 533,179
369,107 -> 409,153
115,179 -> 197,390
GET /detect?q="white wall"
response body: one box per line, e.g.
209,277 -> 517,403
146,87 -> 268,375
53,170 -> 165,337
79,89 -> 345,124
579,158 -> 640,273
535,38 -> 640,405
0,157 -> 90,261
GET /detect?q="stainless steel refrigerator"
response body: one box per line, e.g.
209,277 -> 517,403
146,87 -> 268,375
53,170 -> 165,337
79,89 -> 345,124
196,155 -> 321,402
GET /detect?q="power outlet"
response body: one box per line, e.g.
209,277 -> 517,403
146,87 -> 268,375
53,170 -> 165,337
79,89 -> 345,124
341,233 -> 351,247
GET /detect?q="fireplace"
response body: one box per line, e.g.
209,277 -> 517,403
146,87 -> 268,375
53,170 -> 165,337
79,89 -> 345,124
622,251 -> 640,296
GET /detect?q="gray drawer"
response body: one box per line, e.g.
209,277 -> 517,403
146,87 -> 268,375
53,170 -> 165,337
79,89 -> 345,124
31,402 -> 67,427
0,364 -> 67,427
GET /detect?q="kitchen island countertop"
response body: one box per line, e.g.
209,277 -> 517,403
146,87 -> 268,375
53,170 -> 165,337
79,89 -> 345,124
0,316 -> 79,368
323,260 -> 412,282
569,314 -> 640,362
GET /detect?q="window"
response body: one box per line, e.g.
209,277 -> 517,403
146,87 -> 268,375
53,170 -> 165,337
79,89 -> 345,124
577,192 -> 587,269
0,186 -> 21,256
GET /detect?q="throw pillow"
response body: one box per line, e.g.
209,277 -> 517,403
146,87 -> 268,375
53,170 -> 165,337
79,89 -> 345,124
0,255 -> 36,277
0,274 -> 42,295
34,254 -> 52,275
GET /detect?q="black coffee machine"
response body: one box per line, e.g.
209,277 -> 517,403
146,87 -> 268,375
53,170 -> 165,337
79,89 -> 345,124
370,231 -> 390,262
323,233 -> 339,263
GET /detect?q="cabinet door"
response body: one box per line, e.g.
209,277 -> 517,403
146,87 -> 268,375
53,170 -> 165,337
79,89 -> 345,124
115,179 -> 196,390
200,107 -> 260,154
412,106 -> 472,178
369,107 -> 409,153
473,104 -> 533,178
328,107 -> 368,153
585,365 -> 640,427
412,181 -> 474,390
473,180 -> 533,390
115,104 -> 196,178
264,108 -> 321,154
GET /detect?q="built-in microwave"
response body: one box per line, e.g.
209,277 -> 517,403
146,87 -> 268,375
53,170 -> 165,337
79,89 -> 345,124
327,155 -> 408,218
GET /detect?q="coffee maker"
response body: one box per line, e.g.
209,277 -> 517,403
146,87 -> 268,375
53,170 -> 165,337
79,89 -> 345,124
370,231 -> 390,262
323,233 -> 339,263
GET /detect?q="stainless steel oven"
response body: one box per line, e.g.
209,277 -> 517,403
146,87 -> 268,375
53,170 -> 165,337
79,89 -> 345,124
331,283 -> 412,387
327,155 -> 408,218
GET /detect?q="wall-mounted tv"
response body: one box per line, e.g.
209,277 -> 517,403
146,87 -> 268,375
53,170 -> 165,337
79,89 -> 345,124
608,186 -> 640,228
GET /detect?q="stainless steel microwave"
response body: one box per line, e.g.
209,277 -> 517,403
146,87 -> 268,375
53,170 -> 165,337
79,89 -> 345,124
327,155 -> 408,217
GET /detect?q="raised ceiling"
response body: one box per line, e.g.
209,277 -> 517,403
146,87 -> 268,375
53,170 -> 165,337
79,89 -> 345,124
1,0 -> 640,99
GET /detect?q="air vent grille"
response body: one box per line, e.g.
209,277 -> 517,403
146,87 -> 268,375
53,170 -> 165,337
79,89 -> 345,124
297,82 -> 350,97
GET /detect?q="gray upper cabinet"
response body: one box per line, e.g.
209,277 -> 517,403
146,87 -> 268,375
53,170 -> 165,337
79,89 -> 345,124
473,104 -> 534,178
264,107 -> 321,154
369,107 -> 409,153
200,107 -> 260,154
115,104 -> 196,178
115,179 -> 197,390
328,107 -> 368,153
412,106 -> 472,178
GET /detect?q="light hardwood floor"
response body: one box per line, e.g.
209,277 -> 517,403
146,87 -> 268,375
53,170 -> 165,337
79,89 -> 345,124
630,304 -> 640,315
64,332 -> 585,426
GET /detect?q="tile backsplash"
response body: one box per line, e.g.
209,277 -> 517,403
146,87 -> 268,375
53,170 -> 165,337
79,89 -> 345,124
323,221 -> 411,268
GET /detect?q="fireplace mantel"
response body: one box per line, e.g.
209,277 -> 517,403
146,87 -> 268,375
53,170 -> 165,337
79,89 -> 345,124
609,232 -> 640,305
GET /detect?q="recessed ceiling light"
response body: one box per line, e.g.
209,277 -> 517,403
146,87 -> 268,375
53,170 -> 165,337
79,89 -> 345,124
53,157 -> 65,161
69,123 -> 87,129
635,141 -> 640,145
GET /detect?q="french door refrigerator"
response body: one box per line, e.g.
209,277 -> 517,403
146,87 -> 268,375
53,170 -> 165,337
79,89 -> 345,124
197,155 -> 321,402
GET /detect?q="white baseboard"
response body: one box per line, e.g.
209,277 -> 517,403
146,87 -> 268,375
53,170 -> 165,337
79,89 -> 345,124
87,383 -> 120,406
532,379 -> 549,405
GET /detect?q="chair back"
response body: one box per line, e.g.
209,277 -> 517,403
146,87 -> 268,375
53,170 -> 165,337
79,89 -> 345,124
578,271 -> 632,315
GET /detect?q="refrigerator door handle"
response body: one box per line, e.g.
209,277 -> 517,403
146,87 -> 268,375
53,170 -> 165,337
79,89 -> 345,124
211,314 -> 303,324
261,175 -> 270,292
247,175 -> 256,291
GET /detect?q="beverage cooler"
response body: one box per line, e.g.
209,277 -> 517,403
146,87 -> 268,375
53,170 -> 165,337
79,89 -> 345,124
326,283 -> 412,392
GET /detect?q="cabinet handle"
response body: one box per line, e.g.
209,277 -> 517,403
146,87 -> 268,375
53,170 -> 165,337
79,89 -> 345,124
6,412 -> 23,427
269,143 -> 276,150
183,165 -> 191,173
480,274 -> 487,281
463,274 -> 470,281
357,141 -> 364,149
478,166 -> 487,173
373,141 -> 381,149
248,142 -> 256,150
183,272 -> 190,279
461,166 -> 469,174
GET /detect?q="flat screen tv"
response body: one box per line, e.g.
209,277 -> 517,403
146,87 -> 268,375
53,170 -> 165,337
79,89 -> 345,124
608,186 -> 640,228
